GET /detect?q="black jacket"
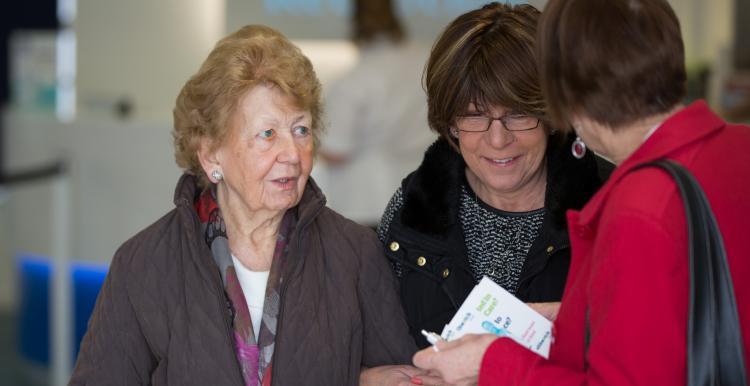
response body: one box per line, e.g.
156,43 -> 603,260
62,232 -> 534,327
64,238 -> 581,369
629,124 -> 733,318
381,135 -> 610,347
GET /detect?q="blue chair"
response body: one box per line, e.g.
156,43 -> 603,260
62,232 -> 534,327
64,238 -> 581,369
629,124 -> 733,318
16,254 -> 109,365
17,254 -> 51,365
71,261 -> 108,358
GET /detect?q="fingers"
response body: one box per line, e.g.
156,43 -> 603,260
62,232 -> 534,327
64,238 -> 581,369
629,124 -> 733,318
413,345 -> 438,370
413,374 -> 445,385
360,365 -> 439,386
413,335 -> 474,370
396,365 -> 430,378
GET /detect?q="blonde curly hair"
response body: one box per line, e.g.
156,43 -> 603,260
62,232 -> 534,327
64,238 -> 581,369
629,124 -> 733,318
172,25 -> 323,187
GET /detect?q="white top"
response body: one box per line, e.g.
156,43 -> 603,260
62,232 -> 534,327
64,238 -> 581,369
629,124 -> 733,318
315,39 -> 437,224
231,255 -> 270,339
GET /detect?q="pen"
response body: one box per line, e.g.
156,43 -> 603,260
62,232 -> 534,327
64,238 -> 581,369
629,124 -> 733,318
421,329 -> 444,352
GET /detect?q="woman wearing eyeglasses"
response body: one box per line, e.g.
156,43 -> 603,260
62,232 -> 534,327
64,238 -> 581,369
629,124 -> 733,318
377,2 -> 610,351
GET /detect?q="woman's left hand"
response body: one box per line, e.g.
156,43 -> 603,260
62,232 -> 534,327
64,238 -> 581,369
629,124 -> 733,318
412,334 -> 499,386
526,301 -> 561,321
359,365 -> 444,386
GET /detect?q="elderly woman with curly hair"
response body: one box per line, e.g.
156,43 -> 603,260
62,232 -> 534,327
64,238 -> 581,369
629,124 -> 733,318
70,25 -> 435,386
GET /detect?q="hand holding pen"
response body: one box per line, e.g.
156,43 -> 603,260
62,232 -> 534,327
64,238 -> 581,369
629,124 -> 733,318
421,330 -> 444,352
421,322 -> 508,353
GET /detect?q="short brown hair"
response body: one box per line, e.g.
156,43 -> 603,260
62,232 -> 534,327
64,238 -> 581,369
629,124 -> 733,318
537,0 -> 686,130
424,2 -> 545,150
173,25 -> 323,187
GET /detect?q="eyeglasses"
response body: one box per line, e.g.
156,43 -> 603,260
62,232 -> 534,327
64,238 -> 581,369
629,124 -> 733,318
455,113 -> 540,132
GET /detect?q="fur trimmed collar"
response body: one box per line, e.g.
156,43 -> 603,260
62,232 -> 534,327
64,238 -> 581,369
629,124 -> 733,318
400,135 -> 607,236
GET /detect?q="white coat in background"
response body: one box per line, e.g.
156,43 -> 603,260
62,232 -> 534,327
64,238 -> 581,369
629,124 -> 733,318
317,39 -> 437,225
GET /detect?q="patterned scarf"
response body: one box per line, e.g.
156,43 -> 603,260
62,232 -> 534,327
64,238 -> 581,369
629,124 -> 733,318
196,187 -> 295,386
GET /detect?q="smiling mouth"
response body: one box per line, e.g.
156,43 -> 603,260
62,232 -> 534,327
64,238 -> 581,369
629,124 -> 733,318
486,155 -> 519,165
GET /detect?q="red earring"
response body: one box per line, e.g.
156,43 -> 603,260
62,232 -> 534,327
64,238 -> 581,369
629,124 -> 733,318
571,137 -> 586,159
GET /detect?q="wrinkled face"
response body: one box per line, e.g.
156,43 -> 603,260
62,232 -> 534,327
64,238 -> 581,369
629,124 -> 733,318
455,103 -> 548,201
211,84 -> 314,214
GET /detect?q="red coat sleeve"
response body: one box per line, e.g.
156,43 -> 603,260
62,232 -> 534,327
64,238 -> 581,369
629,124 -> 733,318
479,209 -> 689,385
481,337 -> 593,385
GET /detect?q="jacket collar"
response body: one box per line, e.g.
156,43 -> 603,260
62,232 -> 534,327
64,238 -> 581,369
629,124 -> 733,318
577,100 -> 725,226
400,138 -> 464,235
171,173 -> 327,300
400,133 -> 605,236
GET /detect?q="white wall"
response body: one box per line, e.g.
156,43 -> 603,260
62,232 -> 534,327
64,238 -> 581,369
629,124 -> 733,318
670,0 -> 735,67
73,0 -> 731,118
669,0 -> 735,106
2,111 -> 180,265
1,1 -> 227,306
75,0 -> 225,120
1,110 -> 61,307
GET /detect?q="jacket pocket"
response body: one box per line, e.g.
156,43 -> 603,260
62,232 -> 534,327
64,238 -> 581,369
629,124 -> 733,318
383,229 -> 473,347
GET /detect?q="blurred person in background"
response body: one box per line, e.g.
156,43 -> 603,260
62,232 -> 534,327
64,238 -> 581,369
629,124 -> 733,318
412,0 -> 750,384
70,25 -> 441,386
319,0 -> 435,227
378,2 -> 610,349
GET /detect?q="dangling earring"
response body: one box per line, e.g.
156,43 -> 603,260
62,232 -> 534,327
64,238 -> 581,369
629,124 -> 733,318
211,169 -> 223,182
571,136 -> 587,159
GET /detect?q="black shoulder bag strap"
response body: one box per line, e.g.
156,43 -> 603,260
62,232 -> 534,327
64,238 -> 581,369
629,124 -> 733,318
584,159 -> 747,385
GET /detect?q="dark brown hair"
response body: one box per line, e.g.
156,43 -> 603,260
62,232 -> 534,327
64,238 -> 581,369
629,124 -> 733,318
537,0 -> 686,130
424,2 -> 545,150
172,25 -> 322,188
352,0 -> 405,44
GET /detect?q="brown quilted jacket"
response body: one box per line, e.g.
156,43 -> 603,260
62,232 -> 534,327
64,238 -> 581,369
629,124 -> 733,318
69,174 -> 417,385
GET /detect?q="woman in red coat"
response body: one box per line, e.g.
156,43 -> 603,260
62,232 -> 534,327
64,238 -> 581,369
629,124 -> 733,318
411,0 -> 750,384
